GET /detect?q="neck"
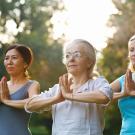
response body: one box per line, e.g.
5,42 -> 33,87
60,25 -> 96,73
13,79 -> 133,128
71,73 -> 90,87
10,74 -> 28,85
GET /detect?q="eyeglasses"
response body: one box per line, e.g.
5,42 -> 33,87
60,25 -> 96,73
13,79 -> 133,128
63,51 -> 84,61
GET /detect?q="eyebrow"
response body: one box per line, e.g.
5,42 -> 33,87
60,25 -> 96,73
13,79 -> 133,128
66,51 -> 80,54
130,37 -> 135,41
5,54 -> 19,57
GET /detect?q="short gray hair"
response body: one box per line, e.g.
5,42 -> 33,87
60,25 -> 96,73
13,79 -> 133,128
63,39 -> 96,78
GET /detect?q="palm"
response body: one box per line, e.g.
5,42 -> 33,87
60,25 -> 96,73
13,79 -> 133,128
124,70 -> 135,96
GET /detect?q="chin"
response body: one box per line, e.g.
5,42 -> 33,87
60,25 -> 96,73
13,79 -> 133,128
68,69 -> 76,74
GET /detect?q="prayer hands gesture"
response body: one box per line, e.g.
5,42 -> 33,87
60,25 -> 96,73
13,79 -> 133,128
59,73 -> 73,99
124,69 -> 135,96
0,76 -> 10,102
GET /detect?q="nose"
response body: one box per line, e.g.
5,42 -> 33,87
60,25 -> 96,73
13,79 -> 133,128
65,55 -> 75,65
68,54 -> 75,62
6,58 -> 13,65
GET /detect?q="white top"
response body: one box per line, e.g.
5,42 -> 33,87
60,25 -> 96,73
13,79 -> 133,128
26,76 -> 112,135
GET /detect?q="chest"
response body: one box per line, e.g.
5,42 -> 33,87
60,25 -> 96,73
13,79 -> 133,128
118,97 -> 135,113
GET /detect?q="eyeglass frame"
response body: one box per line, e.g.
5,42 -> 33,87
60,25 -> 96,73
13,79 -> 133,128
63,51 -> 88,61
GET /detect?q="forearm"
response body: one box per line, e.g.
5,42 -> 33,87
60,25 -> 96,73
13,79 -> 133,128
26,95 -> 61,112
64,91 -> 109,104
3,99 -> 28,109
112,92 -> 126,101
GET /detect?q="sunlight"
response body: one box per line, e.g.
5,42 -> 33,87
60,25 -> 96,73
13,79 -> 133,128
51,0 -> 118,51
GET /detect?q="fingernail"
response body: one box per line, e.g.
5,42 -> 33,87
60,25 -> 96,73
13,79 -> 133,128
2,76 -> 7,81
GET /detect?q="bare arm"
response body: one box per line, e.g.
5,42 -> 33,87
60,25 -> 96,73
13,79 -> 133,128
111,79 -> 125,101
111,70 -> 135,101
1,81 -> 40,109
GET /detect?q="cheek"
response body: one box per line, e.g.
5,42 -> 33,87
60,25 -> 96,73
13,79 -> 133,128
80,59 -> 90,66
129,51 -> 135,56
15,60 -> 24,65
4,61 -> 8,67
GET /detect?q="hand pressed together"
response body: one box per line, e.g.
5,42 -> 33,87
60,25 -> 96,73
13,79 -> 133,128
59,73 -> 73,99
0,76 -> 10,102
124,69 -> 135,96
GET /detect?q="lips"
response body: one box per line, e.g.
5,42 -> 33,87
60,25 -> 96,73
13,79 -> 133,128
131,57 -> 135,61
6,67 -> 14,71
68,65 -> 77,67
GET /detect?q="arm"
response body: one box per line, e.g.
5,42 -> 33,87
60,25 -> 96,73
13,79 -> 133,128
59,74 -> 111,104
111,79 -> 126,101
1,80 -> 40,109
25,91 -> 64,112
111,70 -> 135,101
25,90 -> 64,112
63,90 -> 109,104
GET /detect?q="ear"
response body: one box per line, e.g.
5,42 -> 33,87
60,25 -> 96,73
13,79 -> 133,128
87,61 -> 92,69
24,63 -> 28,69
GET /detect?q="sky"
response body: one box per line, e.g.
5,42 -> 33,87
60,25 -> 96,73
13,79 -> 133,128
51,0 -> 118,51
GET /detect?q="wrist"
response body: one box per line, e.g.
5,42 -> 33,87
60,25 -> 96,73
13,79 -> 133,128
64,93 -> 73,100
122,91 -> 128,97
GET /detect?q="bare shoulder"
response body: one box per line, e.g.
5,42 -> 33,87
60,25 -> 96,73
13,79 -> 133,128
31,80 -> 40,86
28,80 -> 40,94
110,79 -> 120,92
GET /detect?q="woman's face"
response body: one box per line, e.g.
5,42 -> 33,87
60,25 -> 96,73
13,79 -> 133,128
128,40 -> 135,66
64,43 -> 91,75
4,49 -> 27,76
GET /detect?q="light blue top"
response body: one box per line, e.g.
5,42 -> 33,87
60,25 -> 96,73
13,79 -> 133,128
0,80 -> 33,135
118,75 -> 135,135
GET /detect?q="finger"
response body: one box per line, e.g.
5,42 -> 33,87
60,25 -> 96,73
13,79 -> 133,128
1,76 -> 7,82
62,74 -> 67,89
128,69 -> 132,82
126,70 -> 132,89
3,78 -> 7,91
59,76 -> 62,86
124,73 -> 128,91
64,74 -> 69,89
126,70 -> 131,85
59,76 -> 64,90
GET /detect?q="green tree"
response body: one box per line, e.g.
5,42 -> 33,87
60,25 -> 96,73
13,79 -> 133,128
97,0 -> 135,134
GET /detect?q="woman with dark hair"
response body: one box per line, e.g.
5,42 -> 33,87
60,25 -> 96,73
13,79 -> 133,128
0,44 -> 40,135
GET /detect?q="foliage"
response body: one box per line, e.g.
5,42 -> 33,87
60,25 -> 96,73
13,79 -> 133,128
98,0 -> 135,134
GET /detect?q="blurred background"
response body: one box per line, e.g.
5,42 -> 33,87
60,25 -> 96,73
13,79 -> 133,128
0,0 -> 135,134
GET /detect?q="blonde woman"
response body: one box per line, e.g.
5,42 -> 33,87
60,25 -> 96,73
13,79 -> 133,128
111,35 -> 135,135
25,39 -> 112,135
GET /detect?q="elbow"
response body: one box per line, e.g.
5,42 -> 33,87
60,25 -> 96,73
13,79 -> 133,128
100,96 -> 110,104
26,104 -> 33,111
25,103 -> 33,112
25,100 -> 36,112
103,98 -> 109,104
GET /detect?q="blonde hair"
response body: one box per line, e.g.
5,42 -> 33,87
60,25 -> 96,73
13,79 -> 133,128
63,39 -> 96,78
128,35 -> 135,72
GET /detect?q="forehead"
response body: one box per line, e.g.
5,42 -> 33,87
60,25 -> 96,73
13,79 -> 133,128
65,43 -> 87,52
128,40 -> 135,48
6,49 -> 21,56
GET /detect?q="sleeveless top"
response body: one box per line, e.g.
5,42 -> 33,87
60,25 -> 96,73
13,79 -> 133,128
0,80 -> 34,135
118,75 -> 135,135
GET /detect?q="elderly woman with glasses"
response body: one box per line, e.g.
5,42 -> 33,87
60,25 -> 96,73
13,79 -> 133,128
25,39 -> 112,135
